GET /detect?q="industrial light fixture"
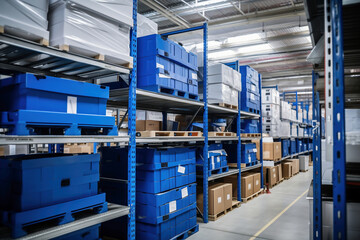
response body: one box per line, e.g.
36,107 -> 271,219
208,50 -> 235,59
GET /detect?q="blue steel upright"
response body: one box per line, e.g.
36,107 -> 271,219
259,74 -> 264,188
331,0 -> 346,238
236,60 -> 241,201
127,1 -> 137,239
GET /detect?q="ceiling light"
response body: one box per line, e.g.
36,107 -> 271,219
236,44 -> 272,54
209,50 -> 235,59
195,0 -> 227,7
226,33 -> 261,44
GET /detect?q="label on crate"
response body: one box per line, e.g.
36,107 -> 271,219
248,183 -> 252,190
67,96 -> 77,114
169,201 -> 177,213
217,197 -> 222,204
227,194 -> 230,200
192,73 -> 197,80
181,187 -> 188,198
250,94 -> 255,101
251,85 -> 256,92
256,180 -> 259,186
156,63 -> 164,69
178,165 -> 185,174
159,73 -> 171,78
217,156 -> 220,162
263,151 -> 270,159
248,155 -> 251,163
253,149 -> 257,153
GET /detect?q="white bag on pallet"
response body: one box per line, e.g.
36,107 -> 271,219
138,13 -> 158,37
0,0 -> 50,42
208,64 -> 234,87
49,0 -> 133,65
207,83 -> 232,105
262,89 -> 280,105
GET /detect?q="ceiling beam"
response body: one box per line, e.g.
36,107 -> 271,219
140,0 -> 191,28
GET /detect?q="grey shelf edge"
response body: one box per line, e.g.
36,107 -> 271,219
7,204 -> 129,240
241,137 -> 261,141
136,136 -> 238,144
240,111 -> 260,119
0,135 -> 130,145
241,163 -> 262,172
207,168 -> 239,181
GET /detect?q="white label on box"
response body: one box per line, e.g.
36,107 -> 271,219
192,73 -> 197,80
253,149 -> 257,153
217,156 -> 220,162
251,85 -> 256,91
264,151 -> 270,159
256,180 -> 259,186
178,165 -> 185,174
273,173 -> 276,178
211,156 -> 215,170
181,187 -> 188,198
227,194 -> 230,200
106,109 -> 113,116
250,94 -> 255,101
169,201 -> 177,213
156,63 -> 164,69
67,96 -> 77,114
159,73 -> 170,78
217,197 -> 222,204
248,155 -> 251,163
248,183 -> 252,190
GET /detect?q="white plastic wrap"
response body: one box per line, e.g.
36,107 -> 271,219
298,112 -> 303,122
231,89 -> 238,106
262,89 -> 280,105
262,104 -> 280,119
208,64 -> 234,87
49,0 -> 133,65
298,127 -> 304,137
279,121 -> 290,137
138,13 -> 158,37
0,0 -> 50,41
262,124 -> 280,137
262,116 -> 280,125
232,69 -> 242,91
291,125 -> 297,137
291,109 -> 297,121
208,83 -> 232,105
280,100 -> 291,120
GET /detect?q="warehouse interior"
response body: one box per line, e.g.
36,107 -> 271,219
0,0 -> 359,240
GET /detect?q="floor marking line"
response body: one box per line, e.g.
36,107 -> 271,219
249,189 -> 309,240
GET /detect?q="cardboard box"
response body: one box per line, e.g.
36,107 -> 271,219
299,155 -> 309,171
252,173 -> 261,193
252,139 -> 260,160
222,183 -> 232,210
263,142 -> 282,160
276,164 -> 283,181
208,184 -> 225,215
241,174 -> 254,198
136,110 -> 163,121
136,120 -> 161,131
282,162 -> 292,178
285,159 -> 299,175
223,175 -> 237,198
64,143 -> 93,154
263,166 -> 277,187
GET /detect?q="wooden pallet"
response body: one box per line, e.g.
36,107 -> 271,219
136,131 -> 202,138
240,161 -> 260,168
215,103 -> 238,110
208,210 -> 226,221
300,169 -> 309,172
240,133 -> 261,138
225,200 -> 241,213
208,132 -> 236,137
53,44 -> 133,69
270,179 -> 284,188
241,189 -> 264,203
0,25 -> 49,46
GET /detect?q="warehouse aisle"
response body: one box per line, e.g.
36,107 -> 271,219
189,167 -> 313,240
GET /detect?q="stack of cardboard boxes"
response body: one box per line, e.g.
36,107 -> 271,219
282,159 -> 300,179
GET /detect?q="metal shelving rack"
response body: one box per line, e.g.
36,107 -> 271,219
0,0 -> 138,239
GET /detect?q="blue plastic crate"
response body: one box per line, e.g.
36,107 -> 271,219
137,203 -> 197,240
297,139 -> 303,153
196,144 -> 227,172
137,183 -> 196,224
0,153 -> 100,212
138,34 -> 197,71
239,65 -> 259,87
309,143 -> 313,150
0,73 -> 109,115
281,139 -> 290,157
241,92 -> 260,113
290,140 -> 296,154
53,224 -> 100,240
303,142 -> 308,152
241,143 -> 257,164
241,119 -> 259,133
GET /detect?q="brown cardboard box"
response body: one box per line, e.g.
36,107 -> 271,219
136,120 -> 161,131
263,166 -> 277,187
64,143 -> 93,154
223,175 -> 237,198
252,173 -> 261,193
282,162 -> 292,178
222,183 -> 232,210
284,159 -> 299,175
276,165 -> 283,181
252,139 -> 260,160
197,184 -> 224,216
0,146 -> 4,156
241,174 -> 254,198
263,142 -> 282,160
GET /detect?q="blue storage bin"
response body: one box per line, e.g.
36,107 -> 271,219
137,203 -> 197,240
297,139 -> 303,153
241,119 -> 258,133
239,65 -> 259,87
196,144 -> 227,171
281,139 -> 290,157
290,140 -> 296,154
241,91 -> 260,113
0,73 -> 109,115
53,224 -> 100,240
309,143 -> 313,150
0,153 -> 99,212
241,143 -> 257,164
138,34 -> 197,71
137,183 -> 196,224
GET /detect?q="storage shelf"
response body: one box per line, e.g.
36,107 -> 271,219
241,163 -> 262,172
207,168 -> 239,181
109,88 -> 239,116
240,111 -> 260,119
0,35 -> 130,81
0,203 -> 129,240
0,135 -> 129,145
241,137 -> 261,141
136,136 -> 238,144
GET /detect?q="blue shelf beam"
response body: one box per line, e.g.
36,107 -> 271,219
312,71 -> 322,240
331,0 -> 346,238
127,0 -> 137,239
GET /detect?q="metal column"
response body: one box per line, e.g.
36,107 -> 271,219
331,0 -> 346,238
127,1 -> 137,239
259,74 -> 264,188
236,60 -> 241,201
312,71 -> 322,240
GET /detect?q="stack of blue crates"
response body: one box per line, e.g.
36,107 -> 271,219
290,140 -> 296,155
281,139 -> 290,157
0,153 -> 106,238
296,139 -> 303,153
99,147 -> 198,240
196,144 -> 228,176
241,143 -> 257,165
138,34 -> 199,100
241,119 -> 259,133
0,73 -> 117,135
239,66 -> 261,113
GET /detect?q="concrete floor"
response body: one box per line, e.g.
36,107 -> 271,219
190,167 -> 313,240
